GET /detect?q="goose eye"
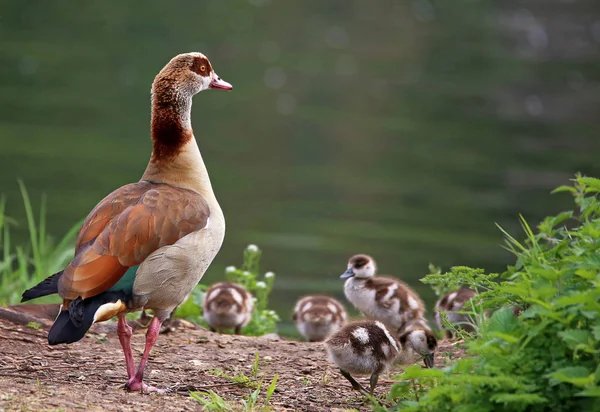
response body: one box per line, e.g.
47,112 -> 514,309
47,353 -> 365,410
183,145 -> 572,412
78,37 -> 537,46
200,65 -> 206,72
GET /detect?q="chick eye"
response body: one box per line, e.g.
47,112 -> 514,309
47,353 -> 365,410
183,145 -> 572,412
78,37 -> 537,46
200,65 -> 206,72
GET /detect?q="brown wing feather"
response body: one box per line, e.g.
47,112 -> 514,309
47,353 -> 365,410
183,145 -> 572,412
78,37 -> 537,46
58,181 -> 210,300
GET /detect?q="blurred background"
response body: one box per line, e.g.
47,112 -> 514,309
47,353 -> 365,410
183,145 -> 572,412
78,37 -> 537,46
1,1 -> 599,335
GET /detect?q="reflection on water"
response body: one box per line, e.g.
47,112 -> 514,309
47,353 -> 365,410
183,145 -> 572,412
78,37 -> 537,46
1,1 -> 599,335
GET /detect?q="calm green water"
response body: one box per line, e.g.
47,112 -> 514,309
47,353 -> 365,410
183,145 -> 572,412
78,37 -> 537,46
1,1 -> 599,334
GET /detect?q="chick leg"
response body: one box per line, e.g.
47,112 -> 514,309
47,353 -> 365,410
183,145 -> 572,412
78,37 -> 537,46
339,369 -> 369,394
369,373 -> 379,395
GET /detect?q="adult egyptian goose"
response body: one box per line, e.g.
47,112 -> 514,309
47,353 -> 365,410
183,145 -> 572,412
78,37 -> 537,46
292,295 -> 347,342
434,287 -> 477,338
341,254 -> 425,332
325,320 -> 399,395
203,282 -> 253,334
21,52 -> 232,392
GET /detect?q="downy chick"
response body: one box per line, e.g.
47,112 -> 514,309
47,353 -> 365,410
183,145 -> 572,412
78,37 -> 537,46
434,287 -> 477,338
203,282 -> 253,334
341,254 -> 425,331
397,319 -> 437,368
325,320 -> 400,395
293,295 -> 347,342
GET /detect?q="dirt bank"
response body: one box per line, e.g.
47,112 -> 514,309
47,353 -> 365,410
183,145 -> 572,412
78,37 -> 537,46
0,312 -> 463,411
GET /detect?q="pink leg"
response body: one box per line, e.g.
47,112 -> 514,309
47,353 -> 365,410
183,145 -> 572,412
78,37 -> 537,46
123,316 -> 165,393
117,316 -> 136,379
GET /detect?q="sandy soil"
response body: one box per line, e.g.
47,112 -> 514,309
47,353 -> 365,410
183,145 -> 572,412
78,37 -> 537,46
0,315 -> 464,411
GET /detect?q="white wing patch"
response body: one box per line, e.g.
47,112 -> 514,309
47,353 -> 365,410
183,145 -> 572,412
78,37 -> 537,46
407,295 -> 420,310
375,321 -> 399,352
381,284 -> 398,302
327,303 -> 338,313
229,289 -> 244,305
352,327 -> 370,344
206,287 -> 223,303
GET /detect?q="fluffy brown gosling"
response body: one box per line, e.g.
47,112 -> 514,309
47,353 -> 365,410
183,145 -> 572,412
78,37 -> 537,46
434,287 -> 477,339
325,320 -> 400,395
397,320 -> 438,368
293,295 -> 347,342
203,282 -> 253,334
341,254 -> 426,331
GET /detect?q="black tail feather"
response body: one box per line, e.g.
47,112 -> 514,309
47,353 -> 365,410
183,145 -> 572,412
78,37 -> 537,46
48,291 -> 129,345
21,270 -> 63,302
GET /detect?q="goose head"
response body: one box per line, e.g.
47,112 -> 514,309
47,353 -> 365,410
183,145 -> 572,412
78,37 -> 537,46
341,254 -> 376,279
152,52 -> 232,100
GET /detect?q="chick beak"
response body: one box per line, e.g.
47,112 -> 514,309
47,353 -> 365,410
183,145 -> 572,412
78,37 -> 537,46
340,268 -> 355,279
424,353 -> 435,368
209,73 -> 233,90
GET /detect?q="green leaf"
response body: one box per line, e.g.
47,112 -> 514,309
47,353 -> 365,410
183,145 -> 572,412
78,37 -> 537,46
394,365 -> 445,380
488,307 -> 519,334
579,177 -> 600,193
576,387 -> 600,397
557,329 -> 591,347
551,185 -> 577,194
490,332 -> 519,343
549,367 -> 593,387
490,393 -> 547,405
538,211 -> 573,235
264,374 -> 278,405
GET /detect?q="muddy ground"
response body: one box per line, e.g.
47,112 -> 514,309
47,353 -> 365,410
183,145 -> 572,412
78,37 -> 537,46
0,311 -> 464,411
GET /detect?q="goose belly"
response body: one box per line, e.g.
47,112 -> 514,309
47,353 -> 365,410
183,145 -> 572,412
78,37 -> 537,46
132,224 -> 225,320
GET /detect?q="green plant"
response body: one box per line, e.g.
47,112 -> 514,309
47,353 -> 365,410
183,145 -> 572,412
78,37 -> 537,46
208,368 -> 260,389
191,369 -> 278,411
175,244 -> 280,336
190,390 -> 232,411
26,321 -> 41,330
392,175 -> 600,411
224,244 -> 279,336
0,182 -> 80,305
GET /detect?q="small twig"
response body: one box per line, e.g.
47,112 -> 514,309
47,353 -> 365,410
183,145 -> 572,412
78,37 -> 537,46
174,382 -> 242,392
0,372 -> 41,380
0,335 -> 37,344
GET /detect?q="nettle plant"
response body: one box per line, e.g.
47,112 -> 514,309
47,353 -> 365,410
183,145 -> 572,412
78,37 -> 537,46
390,176 -> 600,412
175,244 -> 279,336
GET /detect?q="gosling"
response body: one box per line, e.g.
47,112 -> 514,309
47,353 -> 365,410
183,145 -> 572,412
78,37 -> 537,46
434,287 -> 477,338
203,282 -> 253,334
325,320 -> 400,395
341,254 -> 425,331
397,320 -> 438,368
293,295 -> 347,342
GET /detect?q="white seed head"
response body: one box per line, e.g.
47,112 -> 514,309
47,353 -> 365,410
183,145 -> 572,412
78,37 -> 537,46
246,244 -> 259,252
225,266 -> 236,273
256,281 -> 267,289
242,271 -> 251,277
265,272 -> 275,278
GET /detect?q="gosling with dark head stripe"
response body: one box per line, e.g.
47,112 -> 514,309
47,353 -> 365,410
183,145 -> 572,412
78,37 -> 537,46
397,320 -> 438,368
341,254 -> 426,331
